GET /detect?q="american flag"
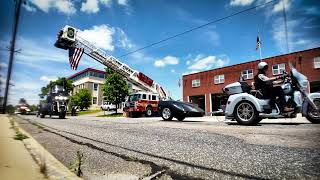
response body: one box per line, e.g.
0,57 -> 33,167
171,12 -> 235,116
256,36 -> 261,50
69,47 -> 84,70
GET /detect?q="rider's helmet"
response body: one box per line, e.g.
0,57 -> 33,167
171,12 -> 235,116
258,61 -> 268,72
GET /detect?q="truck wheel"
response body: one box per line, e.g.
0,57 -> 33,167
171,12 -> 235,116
40,113 -> 45,118
145,106 -> 153,117
176,116 -> 185,121
306,98 -> 320,124
234,101 -> 259,125
59,111 -> 66,119
161,107 -> 173,121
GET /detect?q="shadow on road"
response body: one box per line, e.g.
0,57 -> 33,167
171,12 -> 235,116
227,122 -> 310,126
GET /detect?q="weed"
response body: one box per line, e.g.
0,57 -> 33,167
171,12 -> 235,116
68,150 -> 84,177
14,131 -> 29,141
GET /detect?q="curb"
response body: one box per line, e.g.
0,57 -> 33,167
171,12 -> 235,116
13,117 -> 82,180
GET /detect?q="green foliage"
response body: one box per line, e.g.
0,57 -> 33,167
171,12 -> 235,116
39,77 -> 73,98
29,104 -> 38,112
6,105 -> 15,114
70,89 -> 92,110
19,98 -> 27,104
103,69 -> 129,113
14,131 -> 28,141
77,109 -> 101,116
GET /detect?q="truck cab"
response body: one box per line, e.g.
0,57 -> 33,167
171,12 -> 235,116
124,92 -> 159,117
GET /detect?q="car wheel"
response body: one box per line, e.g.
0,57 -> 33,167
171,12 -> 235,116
161,107 -> 173,121
176,116 -> 185,121
145,106 -> 153,117
234,101 -> 259,125
107,107 -> 110,111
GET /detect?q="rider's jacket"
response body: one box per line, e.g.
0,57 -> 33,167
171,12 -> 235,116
254,72 -> 272,96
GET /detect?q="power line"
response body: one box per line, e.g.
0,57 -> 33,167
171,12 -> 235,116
116,0 -> 278,59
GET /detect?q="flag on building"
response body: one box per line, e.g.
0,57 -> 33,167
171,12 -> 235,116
178,78 -> 181,87
69,47 -> 84,70
256,36 -> 261,50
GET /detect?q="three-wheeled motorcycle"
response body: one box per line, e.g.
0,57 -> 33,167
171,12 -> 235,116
223,64 -> 320,125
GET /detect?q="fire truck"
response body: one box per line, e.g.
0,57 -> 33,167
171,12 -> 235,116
54,25 -> 204,120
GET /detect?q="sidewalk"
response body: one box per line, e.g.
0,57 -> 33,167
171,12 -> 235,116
0,115 -> 44,179
0,114 -> 81,180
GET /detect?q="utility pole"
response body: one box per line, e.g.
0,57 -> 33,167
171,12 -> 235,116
2,0 -> 22,113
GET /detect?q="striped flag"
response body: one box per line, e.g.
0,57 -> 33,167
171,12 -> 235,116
69,47 -> 84,70
256,36 -> 261,50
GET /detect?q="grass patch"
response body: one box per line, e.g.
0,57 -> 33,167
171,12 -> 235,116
77,109 -> 102,116
96,113 -> 123,118
14,131 -> 29,141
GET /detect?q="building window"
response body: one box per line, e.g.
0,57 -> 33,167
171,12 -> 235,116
192,79 -> 200,87
92,97 -> 97,104
93,83 -> 98,91
214,74 -> 225,84
272,63 -> 286,75
242,69 -> 253,80
314,57 -> 320,69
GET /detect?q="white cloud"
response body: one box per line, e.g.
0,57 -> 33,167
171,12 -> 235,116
78,25 -> 115,51
188,55 -> 229,70
272,0 -> 291,13
100,0 -> 112,6
40,76 -> 57,82
81,0 -> 100,13
116,28 -> 134,49
30,0 -> 76,15
23,3 -> 37,12
118,0 -> 128,6
15,37 -> 67,64
171,69 -> 175,73
154,56 -> 179,67
186,60 -> 190,65
272,18 -> 299,53
0,62 -> 8,68
230,0 -> 255,6
182,70 -> 199,75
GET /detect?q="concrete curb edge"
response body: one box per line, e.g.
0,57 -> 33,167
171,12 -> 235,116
12,116 -> 82,180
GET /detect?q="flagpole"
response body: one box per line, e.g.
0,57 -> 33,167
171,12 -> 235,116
259,44 -> 262,60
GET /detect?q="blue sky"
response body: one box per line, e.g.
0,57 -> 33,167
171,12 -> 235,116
0,0 -> 319,105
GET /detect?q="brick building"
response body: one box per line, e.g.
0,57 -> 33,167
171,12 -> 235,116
183,47 -> 320,113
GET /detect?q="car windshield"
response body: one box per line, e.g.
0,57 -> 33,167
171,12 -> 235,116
129,94 -> 141,101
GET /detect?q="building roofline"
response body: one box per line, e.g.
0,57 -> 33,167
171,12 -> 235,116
67,68 -> 105,79
183,47 -> 320,77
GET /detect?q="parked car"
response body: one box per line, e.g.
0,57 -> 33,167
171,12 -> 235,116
158,100 -> 205,121
101,102 -> 116,111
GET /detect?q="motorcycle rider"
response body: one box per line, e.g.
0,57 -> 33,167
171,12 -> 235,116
254,62 -> 294,112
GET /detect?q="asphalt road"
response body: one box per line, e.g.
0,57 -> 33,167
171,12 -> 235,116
15,115 -> 320,180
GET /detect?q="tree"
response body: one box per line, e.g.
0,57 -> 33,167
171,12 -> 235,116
70,89 -> 92,110
18,98 -> 27,105
102,68 -> 129,113
39,77 -> 73,98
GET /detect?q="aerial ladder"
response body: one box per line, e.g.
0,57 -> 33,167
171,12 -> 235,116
54,25 -> 170,100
